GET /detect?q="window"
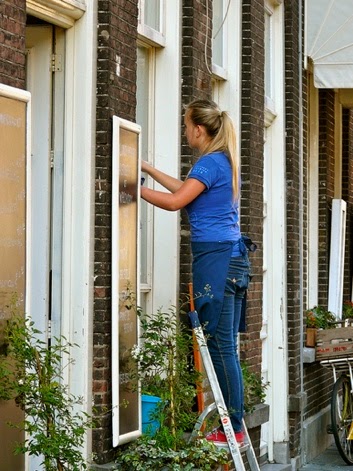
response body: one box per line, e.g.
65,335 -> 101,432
143,0 -> 160,31
136,1 -> 180,313
211,0 -> 241,143
138,0 -> 165,46
264,6 -> 277,124
212,0 -> 224,68
136,45 -> 155,311
265,11 -> 272,101
212,0 -> 229,79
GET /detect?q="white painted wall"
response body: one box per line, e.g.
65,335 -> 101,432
61,1 -> 97,461
150,1 -> 181,312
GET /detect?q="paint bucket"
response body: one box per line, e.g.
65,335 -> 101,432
141,394 -> 162,436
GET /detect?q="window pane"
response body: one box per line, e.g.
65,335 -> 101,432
145,0 -> 160,31
265,11 -> 272,99
213,0 -> 224,67
136,47 -> 150,284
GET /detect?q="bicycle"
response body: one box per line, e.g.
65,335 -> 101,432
321,357 -> 353,465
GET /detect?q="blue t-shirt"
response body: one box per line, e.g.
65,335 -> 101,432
185,151 -> 241,255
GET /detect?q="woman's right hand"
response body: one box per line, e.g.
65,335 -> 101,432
140,160 -> 183,193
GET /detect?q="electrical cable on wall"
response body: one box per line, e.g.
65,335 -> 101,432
205,0 -> 212,74
204,0 -> 232,75
213,0 -> 231,40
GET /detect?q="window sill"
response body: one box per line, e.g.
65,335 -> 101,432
244,403 -> 270,429
303,346 -> 316,363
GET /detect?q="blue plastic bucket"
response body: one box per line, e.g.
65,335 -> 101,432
141,394 -> 162,436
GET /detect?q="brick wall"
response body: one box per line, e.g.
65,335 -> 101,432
284,1 -> 334,460
303,89 -> 336,431
240,0 -> 264,457
240,0 -> 264,385
0,0 -> 26,89
93,0 -> 138,464
180,0 -> 213,298
284,0 -> 304,458
342,109 -> 353,301
318,90 -> 335,305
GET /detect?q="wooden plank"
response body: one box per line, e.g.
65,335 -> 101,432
317,327 -> 353,343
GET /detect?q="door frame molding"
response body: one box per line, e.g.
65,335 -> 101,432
27,0 -> 85,28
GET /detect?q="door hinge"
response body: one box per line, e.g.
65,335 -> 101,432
48,319 -> 52,339
50,150 -> 54,168
51,53 -> 62,72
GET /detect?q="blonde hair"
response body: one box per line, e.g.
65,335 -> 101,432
185,99 -> 239,198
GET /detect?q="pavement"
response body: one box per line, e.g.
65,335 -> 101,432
261,444 -> 352,471
298,444 -> 352,470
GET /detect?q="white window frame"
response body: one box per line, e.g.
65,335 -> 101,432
212,0 -> 229,80
265,5 -> 276,117
137,0 -> 181,316
264,1 -> 284,124
111,116 -> 142,447
138,0 -> 166,47
136,42 -> 155,304
328,199 -> 347,319
211,0 -> 241,112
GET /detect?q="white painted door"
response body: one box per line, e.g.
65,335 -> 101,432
262,2 -> 289,463
26,25 -> 65,470
262,116 -> 289,463
26,25 -> 65,341
261,128 -> 270,459
26,26 -> 52,341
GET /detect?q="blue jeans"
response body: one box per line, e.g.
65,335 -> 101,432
206,255 -> 250,432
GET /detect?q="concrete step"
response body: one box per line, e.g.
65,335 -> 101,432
261,464 -> 292,471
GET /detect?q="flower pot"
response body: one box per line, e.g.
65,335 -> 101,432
141,394 -> 162,436
306,327 -> 317,347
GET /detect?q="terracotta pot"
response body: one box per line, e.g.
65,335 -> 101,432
306,327 -> 317,347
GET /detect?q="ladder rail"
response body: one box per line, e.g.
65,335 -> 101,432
189,309 -> 260,471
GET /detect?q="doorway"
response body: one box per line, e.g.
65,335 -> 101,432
26,21 -> 65,345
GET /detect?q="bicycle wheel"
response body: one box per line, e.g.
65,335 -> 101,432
331,374 -> 353,465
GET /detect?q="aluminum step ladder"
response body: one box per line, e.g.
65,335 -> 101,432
188,309 -> 260,471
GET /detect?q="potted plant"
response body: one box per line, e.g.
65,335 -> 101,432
305,305 -> 336,347
241,361 -> 269,414
343,301 -> 353,321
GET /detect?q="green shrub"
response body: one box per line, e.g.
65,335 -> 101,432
0,314 -> 93,471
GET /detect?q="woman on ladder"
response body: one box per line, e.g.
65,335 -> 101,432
140,99 -> 251,446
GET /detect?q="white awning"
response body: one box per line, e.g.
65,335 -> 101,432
305,0 -> 353,88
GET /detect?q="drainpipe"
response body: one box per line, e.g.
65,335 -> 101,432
298,0 -> 305,466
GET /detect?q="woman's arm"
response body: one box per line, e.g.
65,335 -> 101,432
141,178 -> 205,211
142,160 -> 183,193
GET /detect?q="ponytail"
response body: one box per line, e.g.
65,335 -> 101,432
185,100 -> 239,199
